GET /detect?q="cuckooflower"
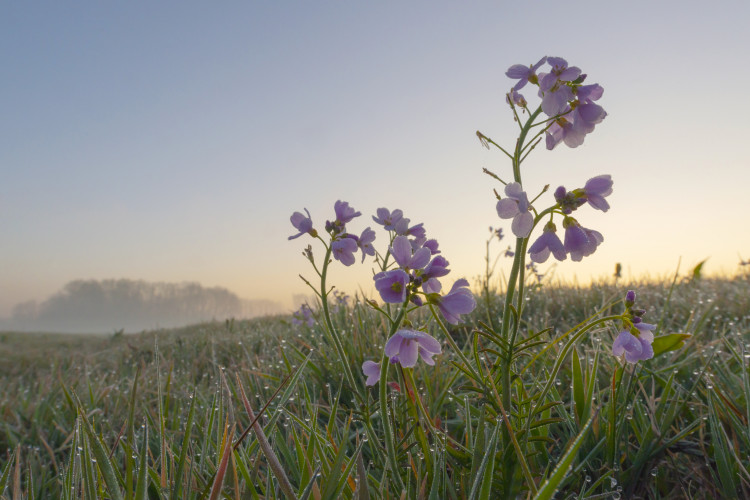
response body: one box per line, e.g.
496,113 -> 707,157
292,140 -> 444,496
391,235 -> 431,271
528,222 -> 567,263
433,278 -> 476,325
505,56 -> 547,90
612,329 -> 654,363
374,269 -> 410,303
334,200 -> 361,225
582,175 -> 613,212
384,329 -> 442,368
331,238 -> 358,266
563,218 -> 603,261
496,182 -> 533,238
423,255 -> 451,280
288,208 -> 315,240
357,227 -> 377,263
372,208 -> 404,231
362,360 -> 381,386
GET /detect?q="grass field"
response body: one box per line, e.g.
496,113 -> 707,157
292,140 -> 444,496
1,274 -> 749,499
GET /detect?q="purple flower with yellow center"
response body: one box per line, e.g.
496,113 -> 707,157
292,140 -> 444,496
357,227 -> 376,263
331,237 -> 358,266
384,329 -> 442,368
496,182 -> 533,238
391,235 -> 431,271
528,222 -> 567,264
288,208 -> 315,240
372,208 -> 404,231
334,200 -> 361,225
613,327 -> 654,363
582,175 -> 613,212
433,278 -> 476,325
374,269 -> 409,303
362,360 -> 381,386
505,56 -> 547,91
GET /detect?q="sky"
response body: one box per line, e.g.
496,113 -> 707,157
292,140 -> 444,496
2,1 -> 749,318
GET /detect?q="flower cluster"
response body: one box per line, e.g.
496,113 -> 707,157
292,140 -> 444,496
612,290 -> 656,363
502,174 -> 613,264
288,200 -> 376,267
506,56 -> 607,149
371,209 -> 476,325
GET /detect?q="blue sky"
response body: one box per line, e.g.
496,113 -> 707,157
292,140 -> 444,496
2,1 -> 749,316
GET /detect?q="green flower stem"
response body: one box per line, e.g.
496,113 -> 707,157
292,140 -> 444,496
402,368 -> 434,480
378,300 -> 409,492
428,304 -> 483,385
318,244 -> 362,402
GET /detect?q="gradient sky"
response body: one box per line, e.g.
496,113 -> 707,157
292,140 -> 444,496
2,1 -> 749,317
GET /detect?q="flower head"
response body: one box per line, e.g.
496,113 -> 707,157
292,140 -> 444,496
505,56 -> 547,91
374,269 -> 409,304
362,360 -> 381,386
612,329 -> 654,363
289,209 -> 315,240
582,175 -> 613,212
334,200 -> 361,225
613,290 -> 656,363
391,235 -> 431,271
331,237 -> 358,266
496,182 -> 533,238
432,278 -> 476,325
528,222 -> 567,264
357,227 -> 376,263
384,329 -> 442,368
372,208 -> 404,231
563,218 -> 603,261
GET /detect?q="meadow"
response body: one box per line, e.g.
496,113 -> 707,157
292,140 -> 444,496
1,273 -> 749,499
4,56 -> 749,500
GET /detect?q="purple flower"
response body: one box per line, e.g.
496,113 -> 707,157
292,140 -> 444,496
423,239 -> 440,255
289,208 -> 314,240
496,182 -> 533,238
372,208 -> 404,231
362,360 -> 381,386
391,235 -> 431,271
374,269 -> 410,303
625,290 -> 636,306
433,278 -> 476,325
384,329 -> 442,368
331,237 -> 358,266
563,218 -> 603,261
422,277 -> 442,294
506,56 -> 547,91
406,222 -> 426,239
291,304 -> 315,327
612,329 -> 654,363
506,89 -> 527,108
423,255 -> 451,279
528,222 -> 567,264
582,175 -> 613,212
334,200 -> 361,225
357,227 -> 376,263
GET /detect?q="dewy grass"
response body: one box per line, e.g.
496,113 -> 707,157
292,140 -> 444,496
3,56 -> 750,498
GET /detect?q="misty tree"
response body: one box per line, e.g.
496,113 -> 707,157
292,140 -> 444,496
9,279 -> 255,333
